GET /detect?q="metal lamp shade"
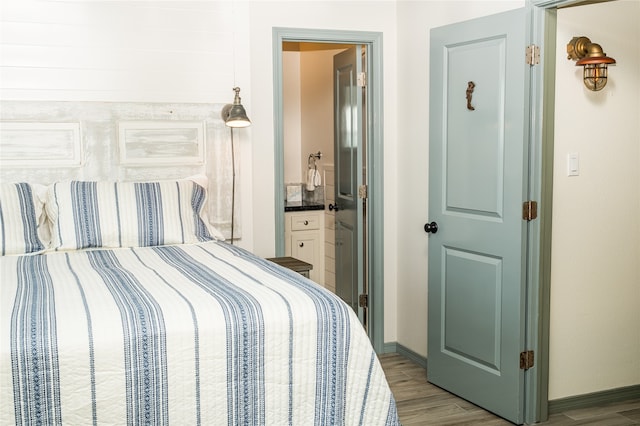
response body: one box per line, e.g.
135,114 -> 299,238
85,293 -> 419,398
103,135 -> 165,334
575,43 -> 616,92
222,87 -> 251,128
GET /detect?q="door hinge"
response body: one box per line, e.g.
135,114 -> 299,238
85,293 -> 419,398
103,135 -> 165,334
523,201 -> 538,221
359,294 -> 368,308
358,184 -> 368,199
526,45 -> 540,66
357,72 -> 366,87
520,350 -> 534,370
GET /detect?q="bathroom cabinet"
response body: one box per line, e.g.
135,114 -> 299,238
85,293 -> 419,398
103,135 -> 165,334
284,211 -> 324,284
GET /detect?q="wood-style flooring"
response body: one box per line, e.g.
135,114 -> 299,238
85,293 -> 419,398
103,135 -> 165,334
378,353 -> 640,425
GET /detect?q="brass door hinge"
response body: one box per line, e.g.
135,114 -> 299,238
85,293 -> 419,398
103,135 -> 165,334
358,184 -> 368,199
523,201 -> 538,221
520,350 -> 534,370
358,72 -> 366,87
526,45 -> 540,66
359,294 -> 368,308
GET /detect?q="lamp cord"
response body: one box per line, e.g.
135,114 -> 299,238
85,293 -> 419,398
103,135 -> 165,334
231,0 -> 237,87
230,127 -> 236,244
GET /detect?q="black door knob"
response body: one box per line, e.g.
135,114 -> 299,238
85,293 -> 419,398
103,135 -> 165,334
328,203 -> 340,212
424,221 -> 438,234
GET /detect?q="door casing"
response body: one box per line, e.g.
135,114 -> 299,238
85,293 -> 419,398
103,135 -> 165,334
524,0 -> 592,423
272,28 -> 385,353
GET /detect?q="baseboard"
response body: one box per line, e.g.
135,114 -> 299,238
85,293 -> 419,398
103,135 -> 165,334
382,341 -> 397,354
382,341 -> 428,370
548,384 -> 640,414
382,342 -> 639,415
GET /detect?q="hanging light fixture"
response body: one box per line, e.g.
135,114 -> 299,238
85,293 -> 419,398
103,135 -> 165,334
567,36 -> 616,92
221,87 -> 251,128
220,87 -> 251,244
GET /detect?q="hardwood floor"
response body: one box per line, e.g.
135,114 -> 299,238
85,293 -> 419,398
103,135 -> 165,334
379,353 -> 640,425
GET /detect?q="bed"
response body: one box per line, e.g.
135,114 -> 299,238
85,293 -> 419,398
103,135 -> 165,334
0,180 -> 399,425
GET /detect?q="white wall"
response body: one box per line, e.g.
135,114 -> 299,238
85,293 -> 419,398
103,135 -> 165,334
0,0 -> 255,249
550,0 -> 640,399
283,51 -> 302,184
300,48 -> 340,178
0,1 -> 242,103
283,48 -> 338,185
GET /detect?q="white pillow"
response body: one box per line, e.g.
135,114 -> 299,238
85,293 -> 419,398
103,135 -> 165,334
0,182 -> 47,255
46,179 -> 215,250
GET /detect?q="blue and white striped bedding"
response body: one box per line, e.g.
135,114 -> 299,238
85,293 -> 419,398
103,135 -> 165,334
0,182 -> 47,256
1,241 -> 399,425
45,180 -> 215,251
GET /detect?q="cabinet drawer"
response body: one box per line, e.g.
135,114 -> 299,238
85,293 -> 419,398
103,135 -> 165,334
290,214 -> 320,231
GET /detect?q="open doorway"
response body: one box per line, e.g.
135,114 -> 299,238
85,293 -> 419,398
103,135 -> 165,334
282,41 -> 369,328
272,28 -> 385,352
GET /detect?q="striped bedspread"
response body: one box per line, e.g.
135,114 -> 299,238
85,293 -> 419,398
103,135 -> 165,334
0,241 -> 399,425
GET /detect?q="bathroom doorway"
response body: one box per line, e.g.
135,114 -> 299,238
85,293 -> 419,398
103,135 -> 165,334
273,28 -> 385,352
282,41 -> 368,323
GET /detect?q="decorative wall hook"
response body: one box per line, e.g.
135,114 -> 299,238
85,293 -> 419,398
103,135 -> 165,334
466,81 -> 475,111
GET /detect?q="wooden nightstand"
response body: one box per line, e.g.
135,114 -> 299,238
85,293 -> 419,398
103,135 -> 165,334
266,256 -> 313,278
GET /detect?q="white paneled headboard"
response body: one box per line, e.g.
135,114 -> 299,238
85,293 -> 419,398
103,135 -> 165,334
0,101 -> 239,239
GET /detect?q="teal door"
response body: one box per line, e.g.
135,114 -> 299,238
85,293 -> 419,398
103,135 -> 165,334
427,8 -> 530,424
333,46 -> 365,323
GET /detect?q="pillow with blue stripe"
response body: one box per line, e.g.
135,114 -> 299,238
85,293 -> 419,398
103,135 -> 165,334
46,180 -> 214,250
0,182 -> 47,255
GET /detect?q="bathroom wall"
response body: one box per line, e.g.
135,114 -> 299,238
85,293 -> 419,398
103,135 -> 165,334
283,47 -> 341,190
283,51 -> 303,184
300,47 -> 340,178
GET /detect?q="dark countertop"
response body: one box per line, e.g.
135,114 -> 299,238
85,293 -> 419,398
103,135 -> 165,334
284,201 -> 325,212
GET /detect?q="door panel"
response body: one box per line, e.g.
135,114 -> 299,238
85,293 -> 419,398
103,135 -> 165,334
334,46 -> 364,322
446,38 -> 506,217
428,8 -> 529,424
443,248 -> 502,370
335,221 -> 356,309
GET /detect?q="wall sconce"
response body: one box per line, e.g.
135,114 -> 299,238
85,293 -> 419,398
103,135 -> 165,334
567,36 -> 616,91
221,87 -> 251,128
221,86 -> 251,244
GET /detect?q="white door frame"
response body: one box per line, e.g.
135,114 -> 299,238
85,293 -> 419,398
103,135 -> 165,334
271,28 -> 386,353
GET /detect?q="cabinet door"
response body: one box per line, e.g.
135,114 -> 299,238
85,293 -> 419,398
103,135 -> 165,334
290,231 -> 320,282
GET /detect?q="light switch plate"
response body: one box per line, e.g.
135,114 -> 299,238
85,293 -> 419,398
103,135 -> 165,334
568,152 -> 579,177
